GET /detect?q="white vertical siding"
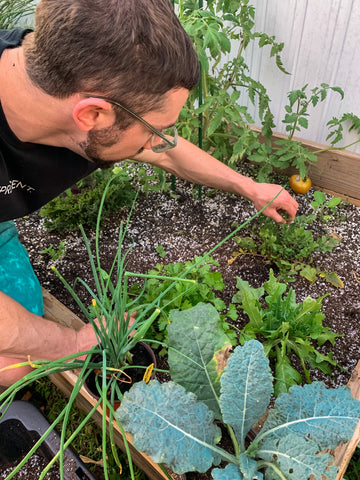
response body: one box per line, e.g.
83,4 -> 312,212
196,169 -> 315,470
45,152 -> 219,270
239,0 -> 360,152
15,0 -> 37,28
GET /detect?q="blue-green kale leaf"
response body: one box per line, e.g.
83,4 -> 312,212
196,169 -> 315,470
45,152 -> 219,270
259,434 -> 337,480
168,302 -> 233,419
116,380 -> 222,474
220,340 -> 273,449
260,382 -> 360,450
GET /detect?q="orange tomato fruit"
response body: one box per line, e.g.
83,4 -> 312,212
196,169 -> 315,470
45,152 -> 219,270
289,174 -> 312,194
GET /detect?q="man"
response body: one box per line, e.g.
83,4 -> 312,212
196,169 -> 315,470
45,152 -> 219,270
0,0 -> 298,386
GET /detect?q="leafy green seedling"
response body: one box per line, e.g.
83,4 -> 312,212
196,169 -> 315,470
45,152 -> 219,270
231,202 -> 341,285
40,241 -> 66,261
311,190 -> 343,222
232,269 -> 343,396
128,256 -> 237,353
155,245 -> 167,258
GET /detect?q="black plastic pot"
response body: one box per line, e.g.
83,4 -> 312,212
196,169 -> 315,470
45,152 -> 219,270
0,401 -> 96,480
84,341 -> 157,401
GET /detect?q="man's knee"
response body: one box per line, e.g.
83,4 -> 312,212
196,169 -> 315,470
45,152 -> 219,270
0,221 -> 44,316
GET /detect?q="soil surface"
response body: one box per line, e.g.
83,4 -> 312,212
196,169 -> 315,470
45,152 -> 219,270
0,454 -> 64,480
14,165 -> 360,479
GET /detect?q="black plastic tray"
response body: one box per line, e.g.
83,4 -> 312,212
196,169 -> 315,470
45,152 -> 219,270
0,400 -> 96,480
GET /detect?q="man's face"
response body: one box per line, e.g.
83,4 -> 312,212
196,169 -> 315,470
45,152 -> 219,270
79,88 -> 189,165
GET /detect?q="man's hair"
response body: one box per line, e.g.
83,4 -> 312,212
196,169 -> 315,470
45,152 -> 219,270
23,0 -> 199,119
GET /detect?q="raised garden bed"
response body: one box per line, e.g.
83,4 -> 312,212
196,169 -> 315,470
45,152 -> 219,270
13,154 -> 360,479
332,360 -> 360,478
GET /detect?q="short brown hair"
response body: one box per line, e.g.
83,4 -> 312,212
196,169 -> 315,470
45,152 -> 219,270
24,0 -> 199,117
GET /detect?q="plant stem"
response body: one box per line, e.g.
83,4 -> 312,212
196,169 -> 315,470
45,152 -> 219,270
179,0 -> 184,18
288,99 -> 301,141
314,138 -> 360,154
257,461 -> 288,480
101,351 -> 110,480
226,424 -> 241,456
124,272 -> 196,284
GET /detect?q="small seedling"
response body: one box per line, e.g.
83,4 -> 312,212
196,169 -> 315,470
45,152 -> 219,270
40,241 -> 66,261
156,245 -> 167,258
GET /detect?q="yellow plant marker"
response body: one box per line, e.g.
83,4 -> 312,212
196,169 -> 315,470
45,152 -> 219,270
143,363 -> 154,384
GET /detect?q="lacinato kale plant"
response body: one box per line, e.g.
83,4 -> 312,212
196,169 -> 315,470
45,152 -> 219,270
117,303 -> 360,480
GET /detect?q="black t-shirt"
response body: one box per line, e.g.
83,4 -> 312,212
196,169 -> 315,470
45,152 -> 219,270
0,28 -> 96,221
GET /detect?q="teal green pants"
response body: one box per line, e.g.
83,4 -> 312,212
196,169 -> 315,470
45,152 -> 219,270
0,221 -> 44,316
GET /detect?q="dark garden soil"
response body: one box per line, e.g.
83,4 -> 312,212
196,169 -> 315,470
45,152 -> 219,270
0,454 -> 72,480
14,165 -> 360,479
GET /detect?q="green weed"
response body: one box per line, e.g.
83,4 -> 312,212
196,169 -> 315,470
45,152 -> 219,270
230,191 -> 343,285
40,241 -> 66,261
40,168 -> 135,232
232,269 -> 344,396
127,256 -> 238,354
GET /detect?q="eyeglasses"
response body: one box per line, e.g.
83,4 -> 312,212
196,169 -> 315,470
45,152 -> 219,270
80,93 -> 178,153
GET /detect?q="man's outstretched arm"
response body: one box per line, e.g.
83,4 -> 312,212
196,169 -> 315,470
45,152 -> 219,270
134,136 -> 299,223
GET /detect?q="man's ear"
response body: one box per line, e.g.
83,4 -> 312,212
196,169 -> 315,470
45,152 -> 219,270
73,97 -> 114,131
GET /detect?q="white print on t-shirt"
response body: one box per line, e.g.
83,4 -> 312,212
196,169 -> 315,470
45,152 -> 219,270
0,179 -> 35,195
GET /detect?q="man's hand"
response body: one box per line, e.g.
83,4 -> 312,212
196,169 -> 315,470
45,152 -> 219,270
75,323 -> 98,358
77,311 -> 138,354
124,311 -> 137,337
251,184 -> 299,223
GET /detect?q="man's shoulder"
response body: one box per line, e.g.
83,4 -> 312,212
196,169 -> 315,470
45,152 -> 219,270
0,28 -> 32,54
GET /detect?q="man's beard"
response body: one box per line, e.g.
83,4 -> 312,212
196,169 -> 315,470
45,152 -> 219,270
79,124 -> 121,168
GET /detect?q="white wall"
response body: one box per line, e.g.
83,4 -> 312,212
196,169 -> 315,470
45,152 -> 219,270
16,0 -> 37,28
238,0 -> 360,152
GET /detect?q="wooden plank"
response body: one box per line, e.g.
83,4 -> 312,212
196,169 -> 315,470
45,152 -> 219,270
42,289 -> 172,480
50,370 -> 171,480
333,360 -> 360,479
42,288 -> 84,331
250,126 -> 360,204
